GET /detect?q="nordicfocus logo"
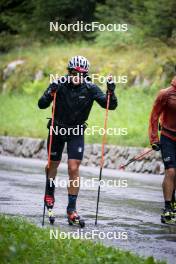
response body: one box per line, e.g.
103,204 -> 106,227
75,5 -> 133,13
50,229 -> 128,240
50,21 -> 128,32
85,127 -> 128,136
49,74 -> 128,85
49,125 -> 128,136
49,177 -> 128,189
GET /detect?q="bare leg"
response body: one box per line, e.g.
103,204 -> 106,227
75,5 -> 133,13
172,170 -> 176,203
45,160 -> 60,179
162,168 -> 176,202
67,159 -> 81,195
44,160 -> 60,208
67,159 -> 81,213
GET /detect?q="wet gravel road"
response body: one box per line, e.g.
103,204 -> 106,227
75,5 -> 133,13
0,155 -> 176,264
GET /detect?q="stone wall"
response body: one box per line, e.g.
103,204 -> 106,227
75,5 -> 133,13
0,136 -> 164,174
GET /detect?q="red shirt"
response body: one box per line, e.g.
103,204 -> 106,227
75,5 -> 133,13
149,77 -> 176,144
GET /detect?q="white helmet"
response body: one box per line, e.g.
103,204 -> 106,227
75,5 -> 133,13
68,55 -> 90,73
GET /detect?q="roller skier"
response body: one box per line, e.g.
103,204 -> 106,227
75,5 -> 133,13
38,56 -> 118,226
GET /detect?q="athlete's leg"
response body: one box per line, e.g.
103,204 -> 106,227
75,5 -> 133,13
44,132 -> 65,208
172,171 -> 176,214
162,168 -> 175,204
45,161 -> 60,179
161,135 -> 176,206
171,172 -> 176,203
67,159 -> 81,195
160,135 -> 176,222
67,134 -> 84,213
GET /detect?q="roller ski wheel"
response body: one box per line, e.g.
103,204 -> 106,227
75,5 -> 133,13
44,194 -> 55,225
79,219 -> 85,228
48,209 -> 55,225
161,208 -> 176,225
171,202 -> 176,217
67,211 -> 85,228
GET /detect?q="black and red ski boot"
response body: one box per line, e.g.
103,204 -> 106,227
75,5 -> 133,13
67,211 -> 85,228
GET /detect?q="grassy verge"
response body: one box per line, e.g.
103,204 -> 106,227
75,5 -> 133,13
1,42 -> 175,93
0,215 -> 165,264
1,41 -> 175,146
0,88 -> 155,146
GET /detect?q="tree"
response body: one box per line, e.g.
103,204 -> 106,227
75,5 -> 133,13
132,0 -> 176,39
0,0 -> 32,34
0,0 -> 98,40
96,0 -> 133,24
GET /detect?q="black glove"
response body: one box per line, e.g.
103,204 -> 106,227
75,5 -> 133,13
151,142 -> 161,151
107,77 -> 115,93
47,82 -> 58,95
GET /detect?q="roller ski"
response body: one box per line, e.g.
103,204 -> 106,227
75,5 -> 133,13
67,211 -> 85,228
171,201 -> 176,217
161,207 -> 176,225
44,194 -> 55,225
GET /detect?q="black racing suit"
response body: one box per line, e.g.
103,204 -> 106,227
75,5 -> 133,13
38,78 -> 118,161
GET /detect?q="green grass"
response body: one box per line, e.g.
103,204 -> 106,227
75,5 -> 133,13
0,215 -> 165,264
0,88 -> 155,146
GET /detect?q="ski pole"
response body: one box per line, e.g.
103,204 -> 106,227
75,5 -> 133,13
95,92 -> 111,226
119,148 -> 153,170
42,92 -> 57,226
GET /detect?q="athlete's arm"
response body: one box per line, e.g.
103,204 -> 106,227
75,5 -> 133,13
38,82 -> 58,109
149,89 -> 167,144
91,84 -> 118,110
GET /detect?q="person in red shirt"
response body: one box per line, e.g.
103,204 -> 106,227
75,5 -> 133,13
149,76 -> 176,224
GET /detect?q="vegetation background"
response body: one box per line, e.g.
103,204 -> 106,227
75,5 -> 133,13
0,2 -> 175,263
0,0 -> 176,146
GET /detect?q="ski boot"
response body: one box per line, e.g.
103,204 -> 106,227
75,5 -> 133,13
44,194 -> 55,225
161,207 -> 175,224
67,211 -> 85,228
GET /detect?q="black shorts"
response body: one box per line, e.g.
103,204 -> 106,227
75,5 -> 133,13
160,134 -> 176,169
47,133 -> 84,161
